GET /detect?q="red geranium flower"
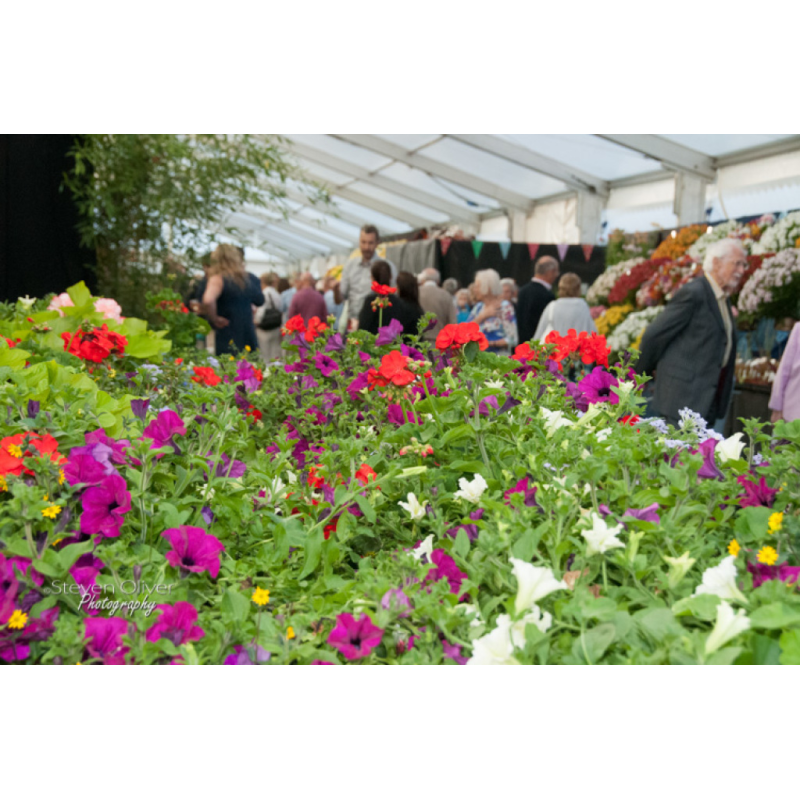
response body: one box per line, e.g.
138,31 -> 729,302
367,350 -> 417,390
305,316 -> 328,343
371,282 -> 396,296
283,315 -> 306,335
191,366 -> 222,386
355,464 -> 378,485
61,324 -> 127,363
436,322 -> 488,351
512,342 -> 539,363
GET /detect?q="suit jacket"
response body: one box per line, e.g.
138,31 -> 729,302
638,275 -> 737,426
517,280 -> 555,344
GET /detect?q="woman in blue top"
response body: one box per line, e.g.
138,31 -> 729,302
467,269 -> 518,356
202,244 -> 264,355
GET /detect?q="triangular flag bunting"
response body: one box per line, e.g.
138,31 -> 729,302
556,243 -> 570,262
528,243 -> 540,261
582,244 -> 594,262
498,241 -> 512,260
472,240 -> 484,259
440,237 -> 452,257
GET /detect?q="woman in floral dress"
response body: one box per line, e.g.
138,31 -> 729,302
467,269 -> 518,355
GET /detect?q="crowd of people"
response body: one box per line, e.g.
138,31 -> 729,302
183,227 -> 799,427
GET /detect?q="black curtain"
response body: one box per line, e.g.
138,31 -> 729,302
438,241 -> 606,290
0,134 -> 95,302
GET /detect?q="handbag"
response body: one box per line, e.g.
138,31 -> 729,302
258,291 -> 282,331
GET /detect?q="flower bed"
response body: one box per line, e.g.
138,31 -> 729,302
1,285 -> 799,665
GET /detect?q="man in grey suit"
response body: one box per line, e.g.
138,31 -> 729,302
638,239 -> 748,427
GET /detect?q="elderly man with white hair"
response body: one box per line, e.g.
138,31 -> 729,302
418,267 -> 456,341
638,238 -> 748,427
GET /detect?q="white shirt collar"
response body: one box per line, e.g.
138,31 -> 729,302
532,277 -> 552,290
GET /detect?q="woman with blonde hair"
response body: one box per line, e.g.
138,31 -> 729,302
202,244 -> 264,355
533,272 -> 596,340
467,268 -> 518,355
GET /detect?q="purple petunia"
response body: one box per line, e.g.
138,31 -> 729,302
84,617 -> 130,665
314,352 -> 339,378
80,473 -> 131,538
622,504 -> 661,524
161,526 -> 225,579
380,588 -> 412,617
324,333 -> 345,353
425,550 -> 468,597
747,561 -> 800,589
130,398 -> 150,421
375,318 -> 404,346
235,360 -> 262,392
737,475 -> 778,508
442,640 -> 468,665
146,601 -> 205,646
301,375 -> 319,391
142,409 -> 186,454
327,612 -> 384,660
691,439 -> 724,480
209,453 -> 247,480
387,404 -> 421,426
224,644 -> 272,665
577,367 -> 620,405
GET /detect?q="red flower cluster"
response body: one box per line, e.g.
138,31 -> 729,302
3,337 -> 19,349
371,282 -> 396,296
61,325 -> 127,363
367,350 -> 418,390
607,258 -> 670,305
246,406 -> 262,423
512,342 -> 540,363
435,322 -> 488,352
545,329 -> 610,368
282,315 -> 328,343
156,299 -> 189,314
0,432 -> 64,477
355,464 -> 378,485
191,366 -> 222,386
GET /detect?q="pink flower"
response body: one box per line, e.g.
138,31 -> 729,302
84,617 -> 130,665
327,612 -> 383,660
93,297 -> 124,323
425,549 -> 468,597
47,292 -> 74,316
161,526 -> 225,579
146,602 -> 205,646
80,473 -> 131,538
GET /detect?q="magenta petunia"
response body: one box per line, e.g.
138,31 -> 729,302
142,409 -> 186,454
85,429 -> 129,465
0,607 -> 59,663
235,360 -> 262,392
224,644 -> 271,665
84,617 -> 130,665
425,549 -> 468,597
64,452 -> 109,486
314,352 -> 339,377
503,476 -> 540,509
622,504 -> 661,524
70,555 -> 105,616
346,371 -> 370,400
442,640 -> 468,665
324,333 -> 345,352
80,473 -> 131,538
0,554 -> 20,625
380,588 -> 412,617
747,561 -> 800,589
146,601 -> 205,646
327,612 -> 384,660
737,475 -> 778,508
577,367 -> 620,405
161,526 -> 225,579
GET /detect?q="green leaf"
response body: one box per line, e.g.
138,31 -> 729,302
220,589 -> 251,625
706,646 -> 742,665
441,424 -> 475,446
67,281 -> 91,308
752,633 -> 782,665
454,529 -> 470,559
354,493 -> 376,523
299,528 -> 324,579
672,594 -> 720,621
55,539 -> 97,572
464,341 -> 479,362
634,608 -> 683,642
573,623 -> 616,664
511,523 -> 544,562
779,630 -> 800,665
749,602 -> 800,630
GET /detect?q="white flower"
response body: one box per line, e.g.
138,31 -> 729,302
693,556 -> 746,604
540,407 -> 573,437
510,558 -> 567,614
458,603 -> 483,628
399,492 -> 426,521
504,608 -> 553,647
716,432 -> 745,463
411,533 -> 435,562
705,601 -> 751,656
454,474 -> 488,504
663,551 -> 696,589
17,295 -> 36,309
466,619 -> 519,665
485,379 -> 505,390
614,380 -> 636,403
581,512 -> 625,556
594,427 -> 613,442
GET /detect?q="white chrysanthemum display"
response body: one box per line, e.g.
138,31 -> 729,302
586,257 -> 644,306
687,221 -> 754,262
606,306 -> 665,352
751,211 -> 800,255
737,249 -> 800,315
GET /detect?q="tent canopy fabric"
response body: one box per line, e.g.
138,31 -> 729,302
233,134 -> 800,270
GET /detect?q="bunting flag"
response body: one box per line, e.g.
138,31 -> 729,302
527,243 -> 540,261
472,240 -> 484,260
498,241 -> 512,260
582,244 -> 594,262
556,243 -> 570,262
440,237 -> 452,257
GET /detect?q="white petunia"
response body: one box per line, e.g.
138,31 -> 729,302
467,617 -> 518,665
693,556 -> 746,604
502,610 -> 553,647
411,534 -> 434,562
581,512 -> 625,556
540,407 -> 573,437
454,474 -> 488,504
399,492 -> 426,521
663,551 -> 696,589
18,295 -> 36,309
716,432 -> 745,463
510,558 -> 567,614
485,379 -> 505,390
705,601 -> 751,655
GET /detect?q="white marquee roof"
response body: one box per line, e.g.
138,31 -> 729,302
227,134 -> 800,268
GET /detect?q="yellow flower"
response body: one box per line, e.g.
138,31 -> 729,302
229,355 -> 235,361
0,474 -> 7,492
286,626 -> 296,640
7,444 -> 23,458
768,512 -> 783,535
42,504 -> 62,519
728,539 -> 741,557
58,469 -> 65,485
8,610 -> 28,630
244,345 -> 251,352
757,546 -> 778,566
251,587 -> 270,606
108,369 -> 116,379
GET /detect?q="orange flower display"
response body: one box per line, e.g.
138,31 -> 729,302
652,225 -> 706,260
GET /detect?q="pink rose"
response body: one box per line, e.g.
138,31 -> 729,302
93,298 -> 124,323
47,292 -> 74,317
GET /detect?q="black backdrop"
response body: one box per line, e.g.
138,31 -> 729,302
0,135 -> 95,302
438,240 -> 606,290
